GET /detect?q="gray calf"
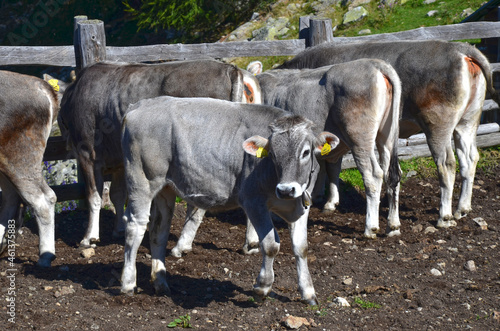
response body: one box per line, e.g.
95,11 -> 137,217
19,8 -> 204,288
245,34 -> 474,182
59,59 -> 260,247
120,96 -> 338,304
253,59 -> 402,238
278,40 -> 497,227
0,71 -> 59,267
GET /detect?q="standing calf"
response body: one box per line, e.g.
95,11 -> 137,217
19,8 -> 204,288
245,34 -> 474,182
120,96 -> 338,304
254,59 -> 402,238
0,71 -> 59,267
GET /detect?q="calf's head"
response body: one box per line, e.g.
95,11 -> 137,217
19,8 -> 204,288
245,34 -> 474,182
243,115 -> 339,200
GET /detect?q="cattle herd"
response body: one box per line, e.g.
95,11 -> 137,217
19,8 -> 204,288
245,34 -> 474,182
0,39 -> 497,305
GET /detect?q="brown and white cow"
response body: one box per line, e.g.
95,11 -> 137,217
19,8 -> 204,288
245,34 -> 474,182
0,71 -> 60,267
59,59 -> 260,247
278,40 -> 498,227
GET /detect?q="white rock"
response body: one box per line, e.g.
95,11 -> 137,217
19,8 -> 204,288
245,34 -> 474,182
424,226 -> 438,234
343,277 -> 353,285
464,260 -> 476,272
331,297 -> 351,307
81,247 -> 95,259
430,268 -> 442,276
473,217 -> 488,230
427,10 -> 438,17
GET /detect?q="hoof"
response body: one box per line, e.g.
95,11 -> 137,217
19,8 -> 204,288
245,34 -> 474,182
121,286 -> 135,296
436,219 -> 457,228
453,209 -> 469,220
303,297 -> 318,306
36,252 -> 55,267
322,202 -> 338,212
80,237 -> 99,248
386,228 -> 401,237
170,246 -> 190,258
154,282 -> 171,296
242,243 -> 260,255
363,228 -> 379,239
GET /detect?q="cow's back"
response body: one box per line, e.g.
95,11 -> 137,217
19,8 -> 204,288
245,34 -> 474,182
123,97 -> 283,210
278,40 -> 495,115
0,71 -> 57,171
60,59 -> 242,168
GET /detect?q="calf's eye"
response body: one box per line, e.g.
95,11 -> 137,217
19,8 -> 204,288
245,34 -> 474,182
302,149 -> 310,159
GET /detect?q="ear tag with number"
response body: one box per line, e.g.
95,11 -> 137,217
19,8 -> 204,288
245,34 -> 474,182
321,142 -> 331,156
256,147 -> 268,158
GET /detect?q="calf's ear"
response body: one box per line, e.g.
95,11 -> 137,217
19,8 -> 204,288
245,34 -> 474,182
243,135 -> 269,158
246,61 -> 263,75
314,132 -> 339,157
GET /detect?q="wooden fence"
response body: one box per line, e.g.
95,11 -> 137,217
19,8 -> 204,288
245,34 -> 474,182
2,16 -> 500,201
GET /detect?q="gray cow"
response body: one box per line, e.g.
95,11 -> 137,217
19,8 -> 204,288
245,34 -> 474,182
172,58 -> 402,247
120,96 -> 339,304
278,40 -> 498,228
0,71 -> 60,267
59,59 -> 260,247
255,59 -> 403,238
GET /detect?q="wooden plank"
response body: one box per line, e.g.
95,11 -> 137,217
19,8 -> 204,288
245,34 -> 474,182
329,22 -> 500,45
43,136 -> 73,162
343,131 -> 500,169
52,183 -> 86,202
483,99 -> 499,111
106,39 -> 306,62
0,46 -> 75,66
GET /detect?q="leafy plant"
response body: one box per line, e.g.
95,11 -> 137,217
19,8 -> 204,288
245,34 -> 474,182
168,313 -> 192,328
354,297 -> 381,309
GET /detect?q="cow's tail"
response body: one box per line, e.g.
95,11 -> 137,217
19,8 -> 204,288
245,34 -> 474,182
463,44 -> 500,106
377,60 -> 402,190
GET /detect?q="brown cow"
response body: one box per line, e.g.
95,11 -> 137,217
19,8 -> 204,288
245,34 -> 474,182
0,71 -> 60,267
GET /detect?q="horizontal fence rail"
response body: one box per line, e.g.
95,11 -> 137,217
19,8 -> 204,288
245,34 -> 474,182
3,21 -> 500,67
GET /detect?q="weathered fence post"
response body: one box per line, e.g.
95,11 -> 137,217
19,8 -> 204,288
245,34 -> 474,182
73,15 -> 87,75
299,16 -> 334,47
309,18 -> 334,47
75,19 -> 107,71
299,16 -> 312,47
73,18 -> 107,208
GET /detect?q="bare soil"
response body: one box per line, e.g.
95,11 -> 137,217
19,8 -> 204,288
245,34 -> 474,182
2,164 -> 500,330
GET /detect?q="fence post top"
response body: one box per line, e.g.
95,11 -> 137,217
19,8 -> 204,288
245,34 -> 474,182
78,19 -> 104,25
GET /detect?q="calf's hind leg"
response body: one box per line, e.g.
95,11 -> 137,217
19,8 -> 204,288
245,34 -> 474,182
10,174 -> 56,267
149,187 -> 176,295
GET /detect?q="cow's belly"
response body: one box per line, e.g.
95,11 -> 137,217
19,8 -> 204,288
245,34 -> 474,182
167,171 -> 240,212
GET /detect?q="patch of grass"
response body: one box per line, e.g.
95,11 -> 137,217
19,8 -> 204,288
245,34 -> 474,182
336,0 -> 487,37
168,313 -> 192,328
339,168 -> 364,191
477,146 -> 500,174
354,297 -> 381,309
306,304 -> 328,316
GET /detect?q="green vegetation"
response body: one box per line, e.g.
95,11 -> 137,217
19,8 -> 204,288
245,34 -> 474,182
338,146 -> 500,192
167,313 -> 192,328
123,0 -> 275,43
354,296 -> 381,309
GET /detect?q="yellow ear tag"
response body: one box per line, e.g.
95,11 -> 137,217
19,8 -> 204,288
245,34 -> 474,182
256,147 -> 268,158
47,79 -> 60,92
321,142 -> 331,156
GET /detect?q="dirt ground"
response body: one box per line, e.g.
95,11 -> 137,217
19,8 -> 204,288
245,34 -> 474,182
2,163 -> 500,330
